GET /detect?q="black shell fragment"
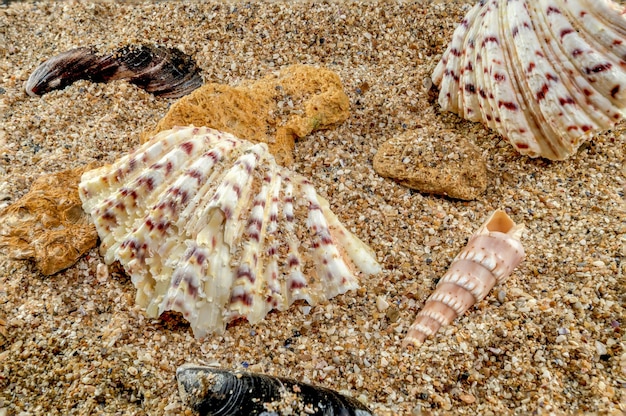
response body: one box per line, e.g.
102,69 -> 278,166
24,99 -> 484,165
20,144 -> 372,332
176,364 -> 374,416
25,45 -> 203,98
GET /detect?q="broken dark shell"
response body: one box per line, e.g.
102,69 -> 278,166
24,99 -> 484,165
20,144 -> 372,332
25,44 -> 203,98
176,364 -> 373,416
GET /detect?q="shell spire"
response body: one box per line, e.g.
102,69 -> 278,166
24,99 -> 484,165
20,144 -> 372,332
79,126 -> 381,338
432,0 -> 626,160
404,210 -> 525,347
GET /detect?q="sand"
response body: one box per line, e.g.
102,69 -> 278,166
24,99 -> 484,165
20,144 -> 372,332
0,0 -> 624,414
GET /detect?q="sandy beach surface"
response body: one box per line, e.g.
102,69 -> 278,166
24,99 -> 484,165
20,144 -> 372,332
1,1 -> 624,414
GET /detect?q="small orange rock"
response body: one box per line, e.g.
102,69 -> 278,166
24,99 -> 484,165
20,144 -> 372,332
0,164 -> 99,275
144,64 -> 350,166
459,393 -> 476,404
373,128 -> 487,200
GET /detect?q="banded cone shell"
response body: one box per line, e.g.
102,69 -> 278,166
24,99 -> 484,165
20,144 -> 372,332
404,210 -> 525,347
432,0 -> 626,160
79,126 -> 380,339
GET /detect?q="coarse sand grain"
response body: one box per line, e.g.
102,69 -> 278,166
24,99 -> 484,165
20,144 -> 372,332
0,1 -> 624,415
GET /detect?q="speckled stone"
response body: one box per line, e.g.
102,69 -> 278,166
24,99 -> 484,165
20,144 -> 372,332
0,164 -> 99,275
373,128 -> 487,200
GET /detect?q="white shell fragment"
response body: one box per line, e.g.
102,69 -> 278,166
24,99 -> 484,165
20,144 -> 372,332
79,126 -> 381,338
404,210 -> 525,347
432,0 -> 626,160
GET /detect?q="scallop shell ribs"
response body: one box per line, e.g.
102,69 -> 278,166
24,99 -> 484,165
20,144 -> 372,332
79,126 -> 380,338
404,210 -> 525,347
432,0 -> 626,160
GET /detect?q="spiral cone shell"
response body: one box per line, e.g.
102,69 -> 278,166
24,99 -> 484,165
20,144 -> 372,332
404,210 -> 525,347
79,126 -> 380,338
432,0 -> 626,160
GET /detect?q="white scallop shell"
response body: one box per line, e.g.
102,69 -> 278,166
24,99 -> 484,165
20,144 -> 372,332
404,210 -> 525,347
432,0 -> 626,160
79,126 -> 381,338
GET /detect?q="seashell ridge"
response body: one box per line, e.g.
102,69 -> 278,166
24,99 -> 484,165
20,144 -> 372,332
79,126 -> 381,338
433,0 -> 626,160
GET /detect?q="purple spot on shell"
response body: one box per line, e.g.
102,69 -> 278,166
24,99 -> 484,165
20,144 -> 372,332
481,36 -> 499,47
288,256 -> 300,268
248,231 -> 260,243
180,141 -> 194,155
231,292 -> 253,306
289,279 -> 306,290
237,267 -> 255,283
587,63 -> 612,74
547,6 -> 561,15
187,169 -> 203,182
206,150 -> 219,163
536,83 -> 549,101
248,217 -> 262,230
195,251 -> 206,265
498,101 -> 518,111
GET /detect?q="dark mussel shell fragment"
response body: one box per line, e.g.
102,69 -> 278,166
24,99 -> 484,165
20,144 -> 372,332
176,364 -> 374,416
25,44 -> 202,98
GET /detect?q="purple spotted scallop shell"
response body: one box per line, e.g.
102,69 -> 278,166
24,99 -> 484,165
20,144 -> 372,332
432,0 -> 626,160
79,126 -> 381,338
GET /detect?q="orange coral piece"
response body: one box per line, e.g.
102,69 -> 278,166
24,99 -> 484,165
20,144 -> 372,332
0,164 -> 99,275
144,64 -> 350,166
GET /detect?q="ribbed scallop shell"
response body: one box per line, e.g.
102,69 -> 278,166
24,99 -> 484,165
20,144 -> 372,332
79,126 -> 381,338
404,210 -> 525,347
432,0 -> 626,160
